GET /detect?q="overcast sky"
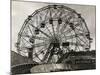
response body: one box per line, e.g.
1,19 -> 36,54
12,1 -> 96,52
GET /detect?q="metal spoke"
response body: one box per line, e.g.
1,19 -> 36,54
35,15 -> 39,26
22,29 -> 28,37
18,50 -> 28,54
74,29 -> 84,51
34,41 -> 49,48
78,19 -> 86,33
49,7 -> 52,18
49,8 -> 56,38
56,23 -> 60,34
63,28 -> 73,36
53,6 -> 63,18
19,47 -> 28,51
39,13 -> 42,21
41,43 -> 52,62
21,34 -> 31,38
76,38 -> 82,51
21,38 -> 27,48
28,25 -> 33,36
34,53 -> 42,62
34,36 -> 48,41
62,22 -> 81,35
44,9 -> 49,20
45,25 -> 53,37
22,37 -> 32,46
29,22 -> 51,38
59,7 -> 64,18
21,34 -> 48,41
47,48 -> 54,62
77,44 -> 81,51
60,23 -> 68,33
56,7 -> 65,34
62,33 -> 85,40
75,27 -> 84,32
33,47 -> 47,59
41,50 -> 50,63
69,42 -> 84,47
51,23 -> 56,38
77,36 -> 89,46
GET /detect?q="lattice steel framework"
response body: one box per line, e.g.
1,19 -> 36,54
16,5 -> 92,64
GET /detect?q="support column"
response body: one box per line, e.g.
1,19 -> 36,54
28,47 -> 34,63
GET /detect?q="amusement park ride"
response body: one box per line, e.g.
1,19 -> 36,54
11,5 -> 95,74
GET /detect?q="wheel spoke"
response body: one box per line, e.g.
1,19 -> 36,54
56,8 -> 64,34
62,33 -> 85,40
41,43 -> 52,62
22,37 -> 32,46
68,42 -> 84,47
21,38 -> 27,47
75,27 -> 84,32
51,23 -> 56,38
44,9 -> 49,20
45,25 -> 53,37
53,9 -> 60,18
76,38 -> 83,51
77,36 -> 89,46
28,25 -> 33,36
34,42 -> 48,48
62,22 -> 82,35
49,8 -> 56,38
33,47 -> 47,60
21,34 -> 48,41
63,27 -> 73,35
29,22 -> 51,38
53,6 -> 63,18
19,47 -> 29,51
33,47 -> 46,56
60,23 -> 68,33
56,23 -> 60,34
34,36 -> 48,41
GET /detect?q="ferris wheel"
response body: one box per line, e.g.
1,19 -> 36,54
16,5 -> 92,64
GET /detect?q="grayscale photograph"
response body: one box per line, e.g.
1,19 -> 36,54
11,0 -> 96,74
